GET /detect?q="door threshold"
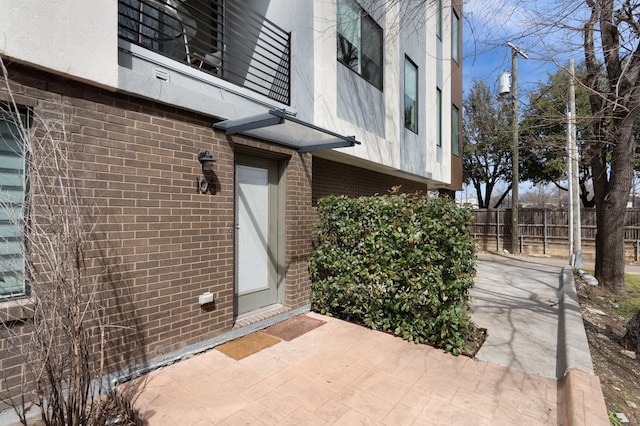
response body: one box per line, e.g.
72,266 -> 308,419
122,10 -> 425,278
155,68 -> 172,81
233,304 -> 289,330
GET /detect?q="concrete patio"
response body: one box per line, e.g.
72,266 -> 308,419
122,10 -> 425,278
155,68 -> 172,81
122,254 -> 609,425
126,312 -> 560,425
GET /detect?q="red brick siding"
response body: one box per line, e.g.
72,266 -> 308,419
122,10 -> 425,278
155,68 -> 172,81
284,153 -> 314,307
312,157 -> 429,204
0,64 -> 313,409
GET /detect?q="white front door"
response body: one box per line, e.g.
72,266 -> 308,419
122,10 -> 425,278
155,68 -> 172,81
235,156 -> 280,315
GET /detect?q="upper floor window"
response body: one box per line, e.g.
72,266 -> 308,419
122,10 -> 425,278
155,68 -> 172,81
0,111 -> 26,300
452,104 -> 460,156
436,87 -> 442,147
337,0 -> 383,89
404,56 -> 418,133
452,10 -> 460,63
436,0 -> 442,40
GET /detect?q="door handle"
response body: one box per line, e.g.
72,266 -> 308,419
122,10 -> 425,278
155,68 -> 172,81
235,223 -> 240,229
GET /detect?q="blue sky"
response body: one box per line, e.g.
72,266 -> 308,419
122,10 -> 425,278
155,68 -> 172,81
459,0 -> 587,200
462,0 -> 585,98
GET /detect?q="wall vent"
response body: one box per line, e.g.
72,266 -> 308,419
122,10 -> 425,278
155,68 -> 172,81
154,68 -> 170,82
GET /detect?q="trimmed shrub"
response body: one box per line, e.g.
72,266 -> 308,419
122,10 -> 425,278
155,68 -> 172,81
309,192 -> 477,355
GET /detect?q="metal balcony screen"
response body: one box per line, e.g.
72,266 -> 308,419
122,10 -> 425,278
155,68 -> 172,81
118,0 -> 291,105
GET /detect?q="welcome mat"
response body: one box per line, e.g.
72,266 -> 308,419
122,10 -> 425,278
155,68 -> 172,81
216,332 -> 281,360
263,314 -> 326,341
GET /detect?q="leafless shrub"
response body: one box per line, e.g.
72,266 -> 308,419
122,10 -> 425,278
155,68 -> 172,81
0,57 -> 145,425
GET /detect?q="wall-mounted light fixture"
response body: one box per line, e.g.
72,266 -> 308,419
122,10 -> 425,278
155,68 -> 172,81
198,151 -> 216,172
197,151 -> 216,194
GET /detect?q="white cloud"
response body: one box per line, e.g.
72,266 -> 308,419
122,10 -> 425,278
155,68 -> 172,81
464,0 -> 530,41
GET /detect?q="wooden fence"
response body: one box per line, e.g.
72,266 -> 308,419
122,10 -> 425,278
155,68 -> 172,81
471,208 -> 640,262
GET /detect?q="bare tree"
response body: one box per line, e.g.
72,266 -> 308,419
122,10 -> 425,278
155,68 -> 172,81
472,0 -> 640,294
0,58 -> 145,425
579,0 -> 640,294
520,184 -> 566,208
463,80 -> 514,208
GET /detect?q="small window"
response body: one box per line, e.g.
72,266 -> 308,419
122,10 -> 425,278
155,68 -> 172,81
452,10 -> 460,63
452,104 -> 460,156
0,111 -> 27,300
404,56 -> 418,133
436,88 -> 442,147
436,0 -> 442,40
337,0 -> 383,89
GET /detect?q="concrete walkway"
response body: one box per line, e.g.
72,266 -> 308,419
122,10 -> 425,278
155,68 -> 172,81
121,254 -> 609,425
471,253 -> 562,378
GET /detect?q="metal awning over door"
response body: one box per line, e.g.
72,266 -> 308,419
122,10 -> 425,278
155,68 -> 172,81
213,109 -> 360,152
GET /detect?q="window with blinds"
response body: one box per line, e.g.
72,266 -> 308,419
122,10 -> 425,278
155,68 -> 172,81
0,111 -> 26,300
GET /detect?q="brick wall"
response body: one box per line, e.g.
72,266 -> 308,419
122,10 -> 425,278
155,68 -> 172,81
285,153 -> 314,307
312,156 -> 429,203
0,63 -> 314,410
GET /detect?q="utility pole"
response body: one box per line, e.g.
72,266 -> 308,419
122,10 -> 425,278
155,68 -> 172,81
507,41 -> 528,255
568,58 -> 582,267
567,96 -> 574,263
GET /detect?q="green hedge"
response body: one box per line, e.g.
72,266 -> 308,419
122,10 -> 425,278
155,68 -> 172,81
309,193 -> 477,355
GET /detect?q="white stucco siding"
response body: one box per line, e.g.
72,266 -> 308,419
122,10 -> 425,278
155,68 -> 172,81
382,3 -> 401,169
421,0 -> 453,185
312,1 -> 340,131
312,0 -> 401,170
436,1 -> 454,185
399,5 -> 428,177
263,0 -> 315,120
0,0 -> 119,89
309,0 -> 457,186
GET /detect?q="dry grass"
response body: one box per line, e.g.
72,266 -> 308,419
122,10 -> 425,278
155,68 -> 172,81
577,271 -> 640,424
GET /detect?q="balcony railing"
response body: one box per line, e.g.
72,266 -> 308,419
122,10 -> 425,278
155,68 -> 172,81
118,0 -> 291,105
